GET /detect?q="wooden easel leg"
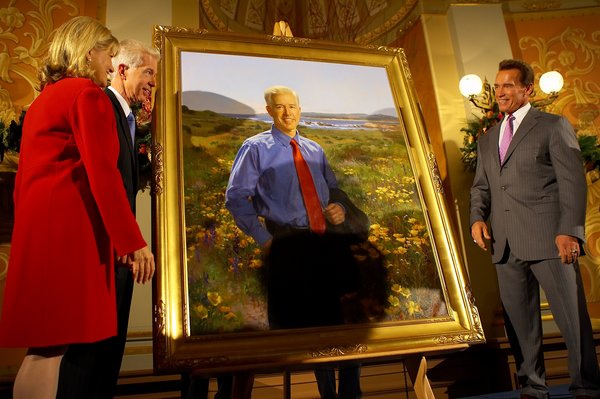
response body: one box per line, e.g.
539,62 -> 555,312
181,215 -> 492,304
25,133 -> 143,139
283,370 -> 291,399
405,356 -> 435,399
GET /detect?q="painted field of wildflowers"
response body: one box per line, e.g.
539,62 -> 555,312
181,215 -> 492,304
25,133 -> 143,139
182,109 -> 447,335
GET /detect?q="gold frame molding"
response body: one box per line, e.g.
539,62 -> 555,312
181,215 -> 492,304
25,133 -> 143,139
151,25 -> 484,374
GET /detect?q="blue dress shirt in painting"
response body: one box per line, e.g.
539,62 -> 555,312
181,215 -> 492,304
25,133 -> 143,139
225,125 -> 338,246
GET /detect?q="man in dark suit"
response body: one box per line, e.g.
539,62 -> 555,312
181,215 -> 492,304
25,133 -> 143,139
57,39 -> 159,399
470,59 -> 600,399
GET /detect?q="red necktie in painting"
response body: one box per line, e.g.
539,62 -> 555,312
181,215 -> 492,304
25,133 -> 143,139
499,114 -> 515,165
289,139 -> 326,234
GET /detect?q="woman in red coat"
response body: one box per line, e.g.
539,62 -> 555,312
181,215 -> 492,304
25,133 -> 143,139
0,16 -> 155,399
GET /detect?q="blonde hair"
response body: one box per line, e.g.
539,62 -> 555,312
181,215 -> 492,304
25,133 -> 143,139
264,85 -> 300,106
39,16 -> 119,88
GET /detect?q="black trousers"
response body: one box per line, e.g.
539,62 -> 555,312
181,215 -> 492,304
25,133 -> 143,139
56,265 -> 134,399
264,228 -> 364,398
264,228 -> 359,329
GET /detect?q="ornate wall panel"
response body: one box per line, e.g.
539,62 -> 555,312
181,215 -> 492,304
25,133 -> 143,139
506,7 -> 600,325
199,0 -> 419,44
0,0 -> 99,125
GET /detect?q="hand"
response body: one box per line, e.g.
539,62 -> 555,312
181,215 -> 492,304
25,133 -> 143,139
555,234 -> 580,264
127,246 -> 155,284
471,221 -> 491,251
324,203 -> 345,225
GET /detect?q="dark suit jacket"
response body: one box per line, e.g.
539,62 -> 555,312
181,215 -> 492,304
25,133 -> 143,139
105,88 -> 138,213
470,106 -> 586,263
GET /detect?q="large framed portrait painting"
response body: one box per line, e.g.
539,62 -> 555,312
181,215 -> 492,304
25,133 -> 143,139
152,26 -> 484,374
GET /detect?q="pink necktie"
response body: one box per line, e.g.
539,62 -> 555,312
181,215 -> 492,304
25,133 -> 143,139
499,114 -> 515,165
289,139 -> 326,234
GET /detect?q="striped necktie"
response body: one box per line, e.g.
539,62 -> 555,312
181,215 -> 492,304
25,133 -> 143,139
499,114 -> 515,165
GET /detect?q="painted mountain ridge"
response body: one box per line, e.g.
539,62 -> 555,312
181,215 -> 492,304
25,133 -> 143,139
182,91 -> 256,115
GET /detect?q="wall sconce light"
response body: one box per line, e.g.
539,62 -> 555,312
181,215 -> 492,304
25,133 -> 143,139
534,70 -> 564,110
459,74 -> 483,97
459,70 -> 564,112
539,71 -> 564,95
459,74 -> 495,113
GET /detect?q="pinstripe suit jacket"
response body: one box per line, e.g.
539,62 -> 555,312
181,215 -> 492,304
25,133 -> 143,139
470,106 -> 586,264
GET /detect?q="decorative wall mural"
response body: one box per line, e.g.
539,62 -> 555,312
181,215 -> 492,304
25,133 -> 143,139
0,0 -> 80,125
518,19 -> 600,325
199,0 -> 418,44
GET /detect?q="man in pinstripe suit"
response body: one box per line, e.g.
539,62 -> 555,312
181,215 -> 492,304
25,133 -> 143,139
470,59 -> 600,399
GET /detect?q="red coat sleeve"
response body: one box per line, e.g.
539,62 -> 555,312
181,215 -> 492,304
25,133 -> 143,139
70,85 -> 147,256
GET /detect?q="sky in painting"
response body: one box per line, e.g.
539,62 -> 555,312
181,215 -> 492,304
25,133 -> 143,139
181,51 -> 397,115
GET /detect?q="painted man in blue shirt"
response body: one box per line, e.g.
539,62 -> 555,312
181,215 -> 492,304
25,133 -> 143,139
225,85 -> 362,399
225,86 -> 345,247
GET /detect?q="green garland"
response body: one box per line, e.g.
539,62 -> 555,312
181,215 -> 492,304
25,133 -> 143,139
578,134 -> 600,171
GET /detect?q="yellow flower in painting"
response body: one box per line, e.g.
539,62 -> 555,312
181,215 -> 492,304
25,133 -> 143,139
407,218 -> 416,224
249,259 -> 262,269
406,301 -> 421,316
224,312 -> 237,320
409,229 -> 419,236
394,246 -> 407,255
219,306 -> 232,313
388,295 -> 400,307
207,291 -> 222,306
194,304 -> 209,319
413,223 -> 424,231
394,285 -> 411,298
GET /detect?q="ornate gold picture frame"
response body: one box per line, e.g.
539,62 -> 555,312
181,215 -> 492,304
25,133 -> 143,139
152,26 -> 484,374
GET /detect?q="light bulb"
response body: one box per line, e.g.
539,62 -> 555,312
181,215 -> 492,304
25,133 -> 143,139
539,71 -> 564,94
459,74 -> 483,98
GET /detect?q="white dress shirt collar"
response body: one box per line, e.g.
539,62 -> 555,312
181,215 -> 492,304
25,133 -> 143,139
499,102 -> 532,144
107,86 -> 132,117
